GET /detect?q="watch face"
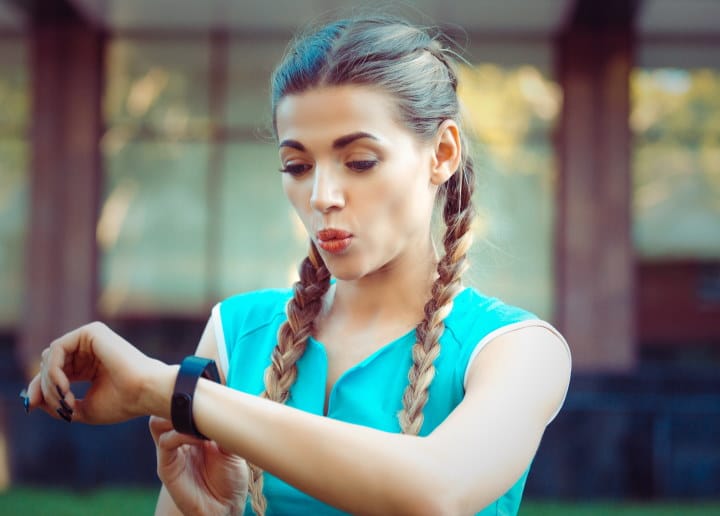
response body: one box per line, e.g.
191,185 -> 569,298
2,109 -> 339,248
171,393 -> 194,435
172,393 -> 191,411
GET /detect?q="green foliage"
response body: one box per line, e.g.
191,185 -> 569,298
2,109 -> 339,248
632,68 -> 720,259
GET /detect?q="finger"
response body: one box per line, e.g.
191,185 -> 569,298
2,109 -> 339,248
41,324 -> 100,418
26,373 -> 64,420
63,388 -> 77,411
45,330 -> 80,398
40,365 -> 76,422
39,359 -> 66,417
25,373 -> 49,413
157,428 -> 205,451
148,415 -> 174,445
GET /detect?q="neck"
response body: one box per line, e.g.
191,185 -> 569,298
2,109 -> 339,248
325,240 -> 439,329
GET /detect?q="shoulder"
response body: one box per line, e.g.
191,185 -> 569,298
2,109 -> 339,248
211,288 -> 293,383
443,287 -> 538,350
464,322 -> 572,426
452,288 -> 571,424
443,288 -> 571,418
453,287 -> 536,319
213,289 -> 292,326
214,288 -> 293,340
219,287 -> 293,311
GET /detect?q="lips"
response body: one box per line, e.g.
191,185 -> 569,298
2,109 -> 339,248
316,228 -> 353,254
317,229 -> 352,241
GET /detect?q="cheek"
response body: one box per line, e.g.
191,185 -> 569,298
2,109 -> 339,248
383,165 -> 432,222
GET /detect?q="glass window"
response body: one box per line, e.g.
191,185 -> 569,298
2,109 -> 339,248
218,142 -> 307,297
104,39 -> 210,136
100,36 -> 304,317
225,39 -> 287,130
218,39 -> 308,296
632,67 -> 720,259
99,141 -> 210,316
0,38 -> 28,327
458,55 -> 559,320
101,39 -> 212,317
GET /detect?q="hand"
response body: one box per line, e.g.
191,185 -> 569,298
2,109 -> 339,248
25,322 -> 172,424
150,416 -> 248,515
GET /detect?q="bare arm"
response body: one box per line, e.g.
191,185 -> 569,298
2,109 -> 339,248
29,320 -> 569,515
146,325 -> 570,515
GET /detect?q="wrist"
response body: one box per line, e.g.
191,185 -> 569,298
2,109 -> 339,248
142,361 -> 178,419
171,356 -> 221,439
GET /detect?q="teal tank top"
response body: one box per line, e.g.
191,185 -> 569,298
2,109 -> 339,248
213,287 -> 565,515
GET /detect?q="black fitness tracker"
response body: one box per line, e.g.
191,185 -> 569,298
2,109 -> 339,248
171,356 -> 221,439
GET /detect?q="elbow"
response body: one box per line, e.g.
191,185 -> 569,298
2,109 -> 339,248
401,496 -> 463,516
395,478 -> 465,516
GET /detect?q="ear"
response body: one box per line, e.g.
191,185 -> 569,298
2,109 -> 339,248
430,119 -> 462,186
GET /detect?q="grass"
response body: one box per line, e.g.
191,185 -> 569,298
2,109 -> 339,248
521,501 -> 720,515
0,488 -> 158,516
0,488 -> 718,515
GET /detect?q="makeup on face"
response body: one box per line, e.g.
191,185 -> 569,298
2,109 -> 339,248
316,228 -> 353,254
276,85 -> 438,279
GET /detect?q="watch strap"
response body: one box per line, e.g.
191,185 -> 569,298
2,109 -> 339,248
171,356 -> 220,439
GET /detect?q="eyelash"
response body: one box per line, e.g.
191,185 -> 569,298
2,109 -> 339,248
278,164 -> 312,176
279,160 -> 379,176
346,160 -> 378,172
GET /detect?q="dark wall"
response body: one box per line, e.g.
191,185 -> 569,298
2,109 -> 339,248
526,366 -> 720,499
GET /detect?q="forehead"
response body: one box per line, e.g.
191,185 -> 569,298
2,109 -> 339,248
275,85 -> 408,143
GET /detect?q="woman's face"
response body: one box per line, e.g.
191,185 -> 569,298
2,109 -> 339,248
275,85 -> 440,281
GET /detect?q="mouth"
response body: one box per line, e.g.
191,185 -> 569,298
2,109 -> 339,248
316,228 -> 353,254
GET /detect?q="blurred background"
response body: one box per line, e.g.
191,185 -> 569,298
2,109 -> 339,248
0,0 -> 719,511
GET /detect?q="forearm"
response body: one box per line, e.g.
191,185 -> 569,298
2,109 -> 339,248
142,358 -> 538,516
179,377 -> 448,515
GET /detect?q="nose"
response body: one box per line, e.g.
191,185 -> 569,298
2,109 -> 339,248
310,166 -> 345,213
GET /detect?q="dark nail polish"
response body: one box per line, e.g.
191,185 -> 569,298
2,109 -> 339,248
59,398 -> 73,415
56,407 -> 72,423
56,385 -> 65,400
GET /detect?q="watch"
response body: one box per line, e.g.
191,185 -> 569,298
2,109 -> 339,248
171,356 -> 220,439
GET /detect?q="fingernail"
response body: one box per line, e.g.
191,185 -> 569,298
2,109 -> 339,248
56,385 -> 65,400
19,390 -> 29,414
56,407 -> 72,423
59,398 -> 73,415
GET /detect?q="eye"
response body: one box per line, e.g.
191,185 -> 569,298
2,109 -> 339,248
346,160 -> 378,172
279,163 -> 313,176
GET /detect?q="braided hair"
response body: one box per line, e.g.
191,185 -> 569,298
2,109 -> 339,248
248,15 -> 476,514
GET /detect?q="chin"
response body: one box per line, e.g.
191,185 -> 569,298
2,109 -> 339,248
325,267 -> 365,282
323,257 -> 372,282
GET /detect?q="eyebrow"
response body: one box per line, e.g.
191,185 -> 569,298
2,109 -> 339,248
279,131 -> 379,152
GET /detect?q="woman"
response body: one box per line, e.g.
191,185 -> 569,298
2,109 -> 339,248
23,15 -> 571,516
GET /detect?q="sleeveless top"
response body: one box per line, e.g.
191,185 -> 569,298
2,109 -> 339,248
212,287 -> 570,516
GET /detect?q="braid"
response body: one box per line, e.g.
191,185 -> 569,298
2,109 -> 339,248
247,242 -> 331,515
398,153 -> 476,435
